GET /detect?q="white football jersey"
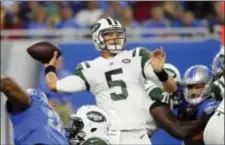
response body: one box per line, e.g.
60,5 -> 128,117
75,48 -> 162,130
144,80 -> 159,136
214,76 -> 224,113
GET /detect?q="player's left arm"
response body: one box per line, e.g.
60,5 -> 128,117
140,48 -> 177,93
0,76 -> 31,113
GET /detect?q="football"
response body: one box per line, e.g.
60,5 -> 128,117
27,41 -> 62,63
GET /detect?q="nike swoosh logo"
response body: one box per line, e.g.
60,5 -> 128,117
140,134 -> 145,139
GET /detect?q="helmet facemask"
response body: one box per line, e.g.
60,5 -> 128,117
98,27 -> 126,54
65,116 -> 85,145
184,83 -> 210,105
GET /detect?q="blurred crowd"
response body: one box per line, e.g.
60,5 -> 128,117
1,1 -> 224,31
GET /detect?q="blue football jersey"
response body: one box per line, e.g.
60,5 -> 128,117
6,89 -> 69,145
196,97 -> 219,119
177,97 -> 219,120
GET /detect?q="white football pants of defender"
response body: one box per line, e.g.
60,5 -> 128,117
108,129 -> 151,145
203,110 -> 224,145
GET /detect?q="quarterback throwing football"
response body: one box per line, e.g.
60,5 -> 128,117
44,17 -> 176,144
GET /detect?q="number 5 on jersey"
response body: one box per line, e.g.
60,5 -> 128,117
105,68 -> 128,101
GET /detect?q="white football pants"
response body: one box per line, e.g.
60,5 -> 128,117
108,129 -> 151,145
204,110 -> 224,145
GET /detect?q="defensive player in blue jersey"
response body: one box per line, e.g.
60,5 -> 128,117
177,65 -> 219,145
0,76 -> 69,145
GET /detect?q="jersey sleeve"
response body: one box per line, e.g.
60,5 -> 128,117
134,47 -> 151,77
56,62 -> 91,92
145,80 -> 170,104
198,99 -> 219,119
74,62 -> 91,90
134,47 -> 163,88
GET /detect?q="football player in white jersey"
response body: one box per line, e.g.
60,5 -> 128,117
204,46 -> 224,145
65,105 -> 112,145
44,17 -> 177,144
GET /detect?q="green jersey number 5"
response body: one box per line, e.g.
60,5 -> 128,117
105,68 -> 128,101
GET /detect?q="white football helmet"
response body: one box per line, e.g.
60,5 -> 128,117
164,63 -> 181,83
65,105 -> 111,145
91,17 -> 126,54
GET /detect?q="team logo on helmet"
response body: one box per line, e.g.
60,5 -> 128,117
86,111 -> 106,123
92,23 -> 101,33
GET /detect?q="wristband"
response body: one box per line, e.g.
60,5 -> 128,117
45,65 -> 56,75
154,69 -> 169,82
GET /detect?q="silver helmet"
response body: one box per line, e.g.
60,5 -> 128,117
183,65 -> 213,105
212,46 -> 224,74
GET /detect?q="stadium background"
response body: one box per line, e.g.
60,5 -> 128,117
1,1 -> 224,145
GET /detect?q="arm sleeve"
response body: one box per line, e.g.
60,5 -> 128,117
56,75 -> 86,93
139,48 -> 163,88
145,80 -> 170,104
56,63 -> 90,92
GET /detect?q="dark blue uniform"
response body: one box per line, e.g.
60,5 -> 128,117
177,97 -> 219,121
177,96 -> 219,145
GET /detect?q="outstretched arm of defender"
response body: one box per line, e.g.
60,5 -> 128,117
150,102 -> 208,141
45,51 -> 87,92
146,85 -> 207,140
0,76 -> 31,113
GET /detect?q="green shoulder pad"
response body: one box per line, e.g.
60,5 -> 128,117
148,87 -> 170,104
139,48 -> 151,70
133,47 -> 151,79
